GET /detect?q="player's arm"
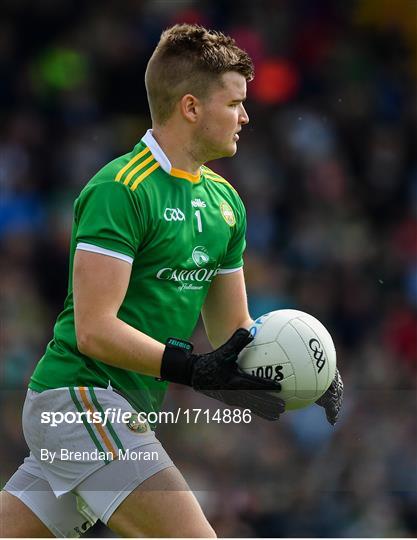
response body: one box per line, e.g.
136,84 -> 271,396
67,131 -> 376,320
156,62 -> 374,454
74,249 -> 165,377
201,268 -> 253,348
74,249 -> 283,419
74,250 -> 284,420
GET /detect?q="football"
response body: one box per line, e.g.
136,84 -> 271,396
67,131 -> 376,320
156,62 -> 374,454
238,309 -> 337,410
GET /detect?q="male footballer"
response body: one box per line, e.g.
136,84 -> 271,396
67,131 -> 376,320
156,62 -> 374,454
0,24 -> 343,538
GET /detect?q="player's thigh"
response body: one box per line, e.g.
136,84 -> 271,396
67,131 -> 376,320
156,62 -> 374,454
3,456 -> 97,538
107,465 -> 216,538
0,491 -> 53,538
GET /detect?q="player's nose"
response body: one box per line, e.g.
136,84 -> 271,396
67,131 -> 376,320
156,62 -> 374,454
239,104 -> 249,126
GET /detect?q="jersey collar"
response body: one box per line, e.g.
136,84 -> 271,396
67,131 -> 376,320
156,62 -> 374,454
142,129 -> 201,183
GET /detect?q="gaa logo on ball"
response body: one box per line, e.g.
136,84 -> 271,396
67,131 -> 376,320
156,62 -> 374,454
239,309 -> 337,410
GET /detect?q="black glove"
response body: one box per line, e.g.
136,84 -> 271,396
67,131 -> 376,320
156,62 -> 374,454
161,328 -> 285,421
315,367 -> 344,425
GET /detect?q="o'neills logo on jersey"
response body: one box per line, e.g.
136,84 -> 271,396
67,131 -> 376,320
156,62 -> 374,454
192,198 -> 206,208
156,246 -> 219,291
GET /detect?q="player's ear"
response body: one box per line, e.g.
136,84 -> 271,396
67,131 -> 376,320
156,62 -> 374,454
179,94 -> 200,123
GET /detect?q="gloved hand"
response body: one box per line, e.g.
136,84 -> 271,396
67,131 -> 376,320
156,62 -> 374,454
161,328 -> 285,421
315,367 -> 344,425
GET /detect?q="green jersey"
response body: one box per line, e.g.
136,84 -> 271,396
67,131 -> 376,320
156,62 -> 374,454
29,130 -> 247,417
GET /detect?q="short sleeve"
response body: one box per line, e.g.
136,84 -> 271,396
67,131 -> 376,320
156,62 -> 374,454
75,182 -> 145,261
220,195 -> 247,271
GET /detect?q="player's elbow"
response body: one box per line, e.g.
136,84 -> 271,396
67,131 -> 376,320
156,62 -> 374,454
75,318 -> 102,357
75,328 -> 95,356
75,315 -> 115,357
74,307 -> 99,355
75,308 -> 119,358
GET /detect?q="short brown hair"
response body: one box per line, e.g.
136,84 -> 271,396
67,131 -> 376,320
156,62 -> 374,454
145,24 -> 254,125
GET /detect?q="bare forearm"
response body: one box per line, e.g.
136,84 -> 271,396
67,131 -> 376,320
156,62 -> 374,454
206,317 -> 254,349
77,316 -> 165,377
202,270 -> 254,349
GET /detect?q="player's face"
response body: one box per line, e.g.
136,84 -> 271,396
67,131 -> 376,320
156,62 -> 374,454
197,71 -> 249,160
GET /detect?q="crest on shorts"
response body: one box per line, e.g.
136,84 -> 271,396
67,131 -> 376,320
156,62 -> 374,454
126,412 -> 148,433
220,201 -> 236,226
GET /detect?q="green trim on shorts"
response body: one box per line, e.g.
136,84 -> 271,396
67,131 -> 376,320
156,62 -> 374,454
68,387 -> 110,464
88,387 -> 126,453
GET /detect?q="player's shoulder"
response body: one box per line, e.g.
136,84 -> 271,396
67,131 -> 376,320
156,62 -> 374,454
201,165 -> 238,195
83,140 -> 161,196
201,165 -> 245,216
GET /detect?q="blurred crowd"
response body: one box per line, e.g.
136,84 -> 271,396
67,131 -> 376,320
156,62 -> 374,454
1,0 -> 416,537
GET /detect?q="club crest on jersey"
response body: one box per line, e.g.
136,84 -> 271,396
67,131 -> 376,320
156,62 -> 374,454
191,246 -> 210,267
220,201 -> 236,226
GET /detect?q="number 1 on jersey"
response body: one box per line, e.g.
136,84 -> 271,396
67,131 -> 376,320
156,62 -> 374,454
194,210 -> 203,233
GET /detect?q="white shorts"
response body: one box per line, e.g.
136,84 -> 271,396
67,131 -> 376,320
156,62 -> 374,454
4,387 -> 174,537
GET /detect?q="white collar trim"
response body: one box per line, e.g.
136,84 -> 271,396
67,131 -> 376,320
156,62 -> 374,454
142,129 -> 171,174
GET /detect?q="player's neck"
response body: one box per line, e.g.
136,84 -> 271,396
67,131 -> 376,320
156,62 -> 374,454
151,126 -> 201,176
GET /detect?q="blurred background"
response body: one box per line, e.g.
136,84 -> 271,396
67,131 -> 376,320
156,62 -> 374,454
0,0 -> 416,537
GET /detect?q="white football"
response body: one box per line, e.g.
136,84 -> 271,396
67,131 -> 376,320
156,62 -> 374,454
238,309 -> 337,410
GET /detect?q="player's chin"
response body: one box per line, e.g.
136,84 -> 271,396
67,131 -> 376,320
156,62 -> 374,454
212,142 -> 237,160
224,142 -> 238,156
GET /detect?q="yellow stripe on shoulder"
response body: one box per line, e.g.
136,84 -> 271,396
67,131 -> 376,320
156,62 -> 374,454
115,146 -> 151,183
123,155 -> 155,185
130,162 -> 160,191
202,166 -> 237,193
